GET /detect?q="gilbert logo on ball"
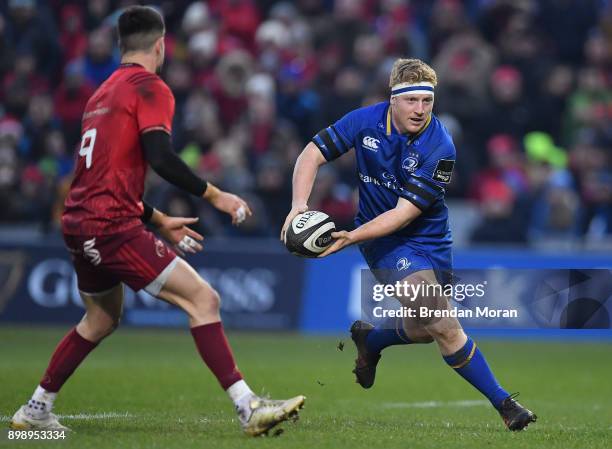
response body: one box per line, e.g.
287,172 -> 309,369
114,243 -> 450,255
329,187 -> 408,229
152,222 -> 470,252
285,211 -> 336,258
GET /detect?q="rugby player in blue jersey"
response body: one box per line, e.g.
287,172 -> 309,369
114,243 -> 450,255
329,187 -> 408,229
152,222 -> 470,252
281,58 -> 536,431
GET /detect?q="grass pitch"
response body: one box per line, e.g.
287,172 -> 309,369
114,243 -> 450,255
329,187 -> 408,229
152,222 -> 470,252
1,326 -> 610,449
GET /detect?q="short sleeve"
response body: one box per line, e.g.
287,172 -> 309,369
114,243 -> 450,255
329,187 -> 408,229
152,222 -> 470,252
136,78 -> 175,134
312,109 -> 360,161
399,140 -> 456,211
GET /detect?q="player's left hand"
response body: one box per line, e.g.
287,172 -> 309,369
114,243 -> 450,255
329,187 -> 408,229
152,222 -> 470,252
157,216 -> 204,254
318,230 -> 355,258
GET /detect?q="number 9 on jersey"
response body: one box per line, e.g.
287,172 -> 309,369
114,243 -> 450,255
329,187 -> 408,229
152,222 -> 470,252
79,128 -> 97,169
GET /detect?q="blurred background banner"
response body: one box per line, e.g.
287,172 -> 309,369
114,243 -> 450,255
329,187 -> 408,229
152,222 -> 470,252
0,240 -> 306,330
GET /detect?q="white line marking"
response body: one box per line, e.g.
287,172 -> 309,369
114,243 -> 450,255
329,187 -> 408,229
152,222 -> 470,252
0,412 -> 134,421
382,400 -> 489,409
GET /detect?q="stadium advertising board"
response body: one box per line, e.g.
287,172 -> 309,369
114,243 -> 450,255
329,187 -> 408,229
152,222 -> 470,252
1,243 -> 610,334
0,243 -> 304,330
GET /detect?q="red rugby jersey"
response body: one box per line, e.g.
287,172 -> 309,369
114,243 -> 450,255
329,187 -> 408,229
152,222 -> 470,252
62,63 -> 174,235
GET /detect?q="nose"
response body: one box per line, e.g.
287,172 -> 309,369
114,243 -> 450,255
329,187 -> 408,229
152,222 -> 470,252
415,101 -> 425,115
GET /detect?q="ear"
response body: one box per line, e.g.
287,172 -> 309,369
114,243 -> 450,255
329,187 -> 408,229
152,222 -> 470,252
155,36 -> 164,52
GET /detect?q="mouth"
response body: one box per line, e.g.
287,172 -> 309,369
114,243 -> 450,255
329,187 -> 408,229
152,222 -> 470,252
409,117 -> 424,126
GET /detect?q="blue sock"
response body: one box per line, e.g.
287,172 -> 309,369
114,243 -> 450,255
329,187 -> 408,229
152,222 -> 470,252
365,318 -> 412,354
443,337 -> 510,409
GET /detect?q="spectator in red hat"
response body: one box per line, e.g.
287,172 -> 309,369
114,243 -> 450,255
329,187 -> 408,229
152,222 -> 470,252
469,133 -> 528,203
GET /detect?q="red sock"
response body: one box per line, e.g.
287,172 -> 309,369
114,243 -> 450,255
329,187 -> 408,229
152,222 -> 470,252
190,322 -> 243,390
40,327 -> 98,393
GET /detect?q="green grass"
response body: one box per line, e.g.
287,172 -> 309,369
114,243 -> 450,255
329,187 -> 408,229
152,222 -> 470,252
0,326 -> 610,449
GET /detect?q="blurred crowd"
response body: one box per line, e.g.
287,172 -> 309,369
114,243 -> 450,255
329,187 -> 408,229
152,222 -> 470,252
0,0 -> 610,246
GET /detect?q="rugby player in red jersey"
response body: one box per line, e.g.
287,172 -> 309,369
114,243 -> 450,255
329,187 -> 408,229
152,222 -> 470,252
9,6 -> 304,436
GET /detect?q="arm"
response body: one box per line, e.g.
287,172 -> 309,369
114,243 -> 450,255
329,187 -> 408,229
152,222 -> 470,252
281,108 -> 359,240
280,142 -> 328,241
141,130 -> 207,196
318,197 -> 422,257
141,131 -> 251,225
292,142 -> 328,208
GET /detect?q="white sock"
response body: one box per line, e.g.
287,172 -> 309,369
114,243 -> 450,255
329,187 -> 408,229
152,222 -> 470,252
29,385 -> 57,415
226,380 -> 254,418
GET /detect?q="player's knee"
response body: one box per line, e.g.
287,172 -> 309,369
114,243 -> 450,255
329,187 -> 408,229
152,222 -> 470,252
409,333 -> 434,344
193,282 -> 221,314
409,330 -> 434,344
414,292 -> 450,328
425,321 -> 464,344
414,305 -> 439,328
99,314 -> 120,338
81,312 -> 120,341
403,322 -> 434,343
207,288 -> 221,311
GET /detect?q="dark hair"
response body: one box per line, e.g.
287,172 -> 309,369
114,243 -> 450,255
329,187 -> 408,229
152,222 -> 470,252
118,6 -> 165,54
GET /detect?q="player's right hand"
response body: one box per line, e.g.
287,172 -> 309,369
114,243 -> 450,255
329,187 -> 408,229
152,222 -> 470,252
280,205 -> 308,243
206,188 -> 252,225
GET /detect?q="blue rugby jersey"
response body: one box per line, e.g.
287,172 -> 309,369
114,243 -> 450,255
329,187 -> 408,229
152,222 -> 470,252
312,102 -> 455,244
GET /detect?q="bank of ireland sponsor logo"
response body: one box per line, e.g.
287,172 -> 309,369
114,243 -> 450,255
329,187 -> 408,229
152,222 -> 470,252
362,136 -> 380,151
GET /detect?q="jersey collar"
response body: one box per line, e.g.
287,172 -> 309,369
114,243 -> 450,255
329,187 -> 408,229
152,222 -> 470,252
386,105 -> 393,135
118,62 -> 145,69
386,104 -> 433,142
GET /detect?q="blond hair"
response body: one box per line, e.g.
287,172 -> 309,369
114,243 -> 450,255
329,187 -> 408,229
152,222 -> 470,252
389,58 -> 437,88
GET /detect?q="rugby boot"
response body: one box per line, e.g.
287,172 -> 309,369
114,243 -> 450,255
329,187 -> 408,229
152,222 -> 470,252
9,401 -> 70,431
498,393 -> 537,431
239,394 -> 305,436
350,320 -> 381,389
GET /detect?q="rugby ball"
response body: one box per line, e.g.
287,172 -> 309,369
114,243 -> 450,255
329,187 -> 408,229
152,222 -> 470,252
285,211 -> 336,257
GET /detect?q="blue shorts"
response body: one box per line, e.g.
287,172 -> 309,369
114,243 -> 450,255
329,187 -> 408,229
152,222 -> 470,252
359,235 -> 453,286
